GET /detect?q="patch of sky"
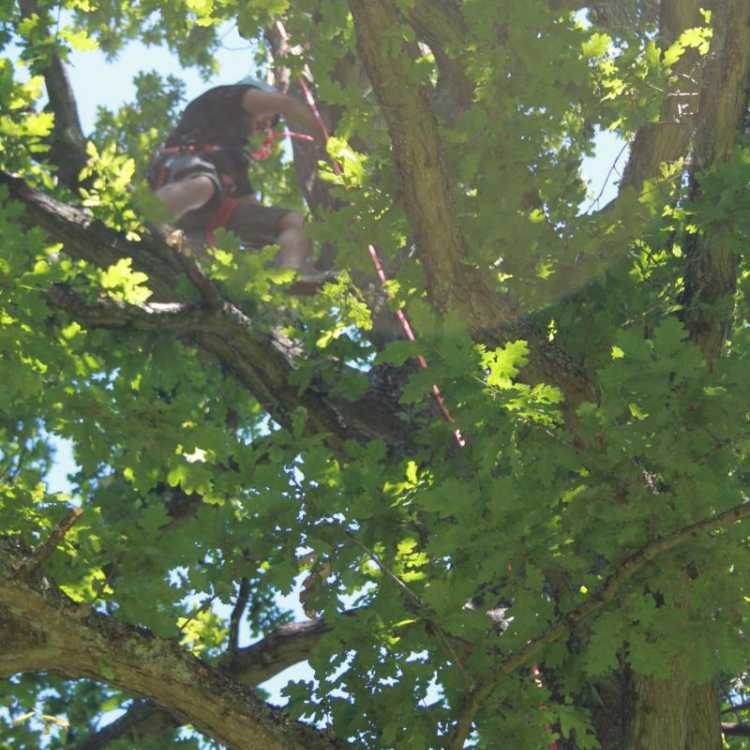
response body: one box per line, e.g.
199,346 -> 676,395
580,127 -> 630,212
44,432 -> 77,496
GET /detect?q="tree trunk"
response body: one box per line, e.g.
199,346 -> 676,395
628,670 -> 722,749
589,664 -> 723,750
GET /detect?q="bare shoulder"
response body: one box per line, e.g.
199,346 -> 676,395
240,88 -> 292,114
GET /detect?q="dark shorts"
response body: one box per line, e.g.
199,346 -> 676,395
177,194 -> 290,249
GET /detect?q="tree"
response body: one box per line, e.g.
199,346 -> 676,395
2,0 -> 750,747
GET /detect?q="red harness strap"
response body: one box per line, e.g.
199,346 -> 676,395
153,145 -> 240,245
205,195 -> 239,246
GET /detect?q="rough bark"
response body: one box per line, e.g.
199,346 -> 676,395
619,3 -> 750,746
404,0 -> 473,122
683,0 -> 750,362
345,0 -> 603,409
74,618 -> 332,749
0,171 -> 407,453
628,667 -> 722,750
348,0 -> 506,329
618,0 -> 706,194
0,547 -> 344,750
18,0 -> 87,190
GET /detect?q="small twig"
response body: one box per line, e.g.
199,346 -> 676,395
14,507 -> 84,578
344,530 -> 471,686
344,531 -> 423,608
229,578 -> 251,655
432,623 -> 472,692
178,594 -> 217,633
584,140 -> 630,214
450,689 -> 482,750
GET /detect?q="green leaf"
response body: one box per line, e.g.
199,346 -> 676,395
99,258 -> 152,304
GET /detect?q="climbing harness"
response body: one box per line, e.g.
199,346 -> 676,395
151,130 -> 313,245
150,142 -> 240,244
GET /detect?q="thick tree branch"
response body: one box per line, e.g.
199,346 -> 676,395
618,0 -> 706,194
229,617 -> 332,682
448,498 -> 750,749
404,0 -> 473,121
722,722 -> 750,737
547,1 -> 748,376
18,0 -> 87,189
12,506 -> 83,579
348,0 -> 503,328
46,286 -> 205,332
406,0 -> 467,54
345,1 -> 598,407
0,171 -> 407,451
0,552 -> 344,750
683,0 -> 750,362
73,617 -> 333,750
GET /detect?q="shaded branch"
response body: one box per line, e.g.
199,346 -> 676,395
0,557 -> 345,750
346,1 -> 596,407
46,285 -> 205,333
18,0 -> 87,189
12,507 -> 83,579
722,722 -> 750,737
618,0 -> 706,194
73,617 -> 333,750
169,230 -> 225,310
449,498 -> 750,749
348,0 -> 503,328
682,0 -> 750,362
0,171 -> 407,451
405,0 -> 473,121
229,578 -> 252,656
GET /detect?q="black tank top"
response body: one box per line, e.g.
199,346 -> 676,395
164,84 -> 257,195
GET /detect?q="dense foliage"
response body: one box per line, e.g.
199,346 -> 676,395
2,1 -> 750,748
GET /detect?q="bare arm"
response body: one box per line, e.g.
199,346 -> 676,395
241,89 -> 327,141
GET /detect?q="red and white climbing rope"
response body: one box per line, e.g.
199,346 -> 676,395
274,21 -> 465,447
271,23 -> 563,750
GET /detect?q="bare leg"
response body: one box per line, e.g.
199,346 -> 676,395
275,211 -> 315,272
155,176 -> 215,221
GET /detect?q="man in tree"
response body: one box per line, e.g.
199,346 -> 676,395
7,1 -> 750,748
149,76 -> 329,285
